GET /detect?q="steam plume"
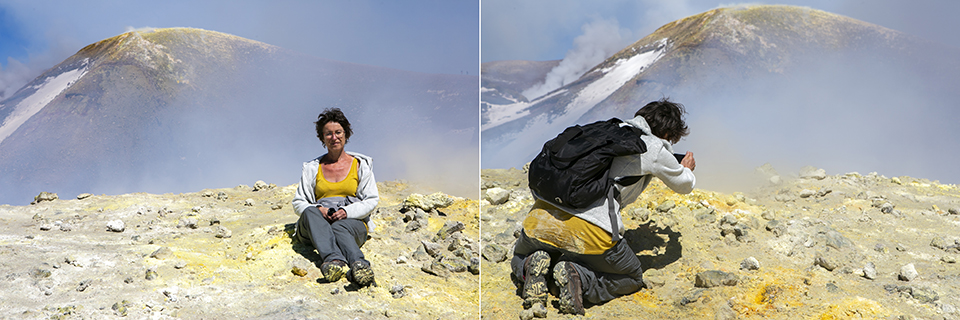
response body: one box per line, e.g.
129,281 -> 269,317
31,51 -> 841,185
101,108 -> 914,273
522,18 -> 634,99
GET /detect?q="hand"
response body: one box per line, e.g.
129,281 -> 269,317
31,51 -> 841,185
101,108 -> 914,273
321,206 -> 347,221
331,208 -> 347,221
681,151 -> 696,171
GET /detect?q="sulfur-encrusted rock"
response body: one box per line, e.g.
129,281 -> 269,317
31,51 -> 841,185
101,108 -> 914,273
32,192 -> 58,205
404,192 -> 454,211
484,187 -> 510,205
694,270 -> 738,288
106,220 -> 125,232
799,166 -> 827,180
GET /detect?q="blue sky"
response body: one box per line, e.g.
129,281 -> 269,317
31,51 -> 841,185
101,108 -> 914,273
0,0 -> 479,98
482,0 -> 960,62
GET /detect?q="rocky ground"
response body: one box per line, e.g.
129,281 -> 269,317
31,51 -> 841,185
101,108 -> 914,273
481,165 -> 960,319
0,180 -> 479,319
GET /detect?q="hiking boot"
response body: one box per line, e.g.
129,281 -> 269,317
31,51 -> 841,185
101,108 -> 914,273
350,260 -> 375,287
320,260 -> 347,282
521,250 -> 550,308
553,261 -> 584,315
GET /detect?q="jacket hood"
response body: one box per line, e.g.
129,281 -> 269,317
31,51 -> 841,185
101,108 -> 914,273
622,115 -> 651,135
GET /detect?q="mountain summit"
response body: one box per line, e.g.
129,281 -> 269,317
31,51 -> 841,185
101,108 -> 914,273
0,28 -> 478,205
481,5 -> 960,188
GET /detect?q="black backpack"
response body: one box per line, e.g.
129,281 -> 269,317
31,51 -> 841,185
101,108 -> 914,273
528,118 -> 647,209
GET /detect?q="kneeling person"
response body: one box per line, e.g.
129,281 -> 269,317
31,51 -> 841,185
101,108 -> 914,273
512,98 -> 697,314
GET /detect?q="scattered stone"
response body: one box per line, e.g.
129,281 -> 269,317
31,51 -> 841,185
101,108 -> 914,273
484,187 -> 510,205
65,255 -> 82,267
899,263 -> 918,281
740,257 -> 760,270
76,193 -> 92,200
694,270 -> 738,288
404,192 -> 454,211
191,206 -> 202,213
439,256 -> 469,273
863,262 -> 877,280
390,285 -> 406,298
887,285 -> 940,304
253,180 -> 272,191
765,220 -> 785,237
468,257 -> 480,275
174,261 -> 187,269
910,287 -> 939,304
271,204 -> 283,210
679,288 -> 705,305
656,200 -> 676,212
878,202 -> 895,214
949,208 -> 959,215
436,221 -> 465,240
215,226 -> 232,238
931,236 -> 948,250
291,266 -> 308,277
421,260 -> 451,277
519,308 -> 535,320
942,256 -> 957,264
58,223 -> 72,232
150,247 -> 173,260
799,166 -> 827,180
112,300 -> 132,316
716,302 -> 737,320
799,189 -> 816,198
244,198 -> 255,206
31,268 -> 52,279
330,287 -> 341,295
145,268 -> 159,280
178,218 -> 199,229
530,302 -> 547,318
815,254 -> 840,271
106,220 -> 125,232
32,192 -> 58,205
216,191 -> 228,201
482,243 -> 508,263
421,240 -> 443,257
396,255 -> 408,264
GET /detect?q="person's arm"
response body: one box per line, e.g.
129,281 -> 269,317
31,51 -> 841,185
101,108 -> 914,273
292,160 -> 319,216
341,154 -> 379,220
651,146 -> 696,194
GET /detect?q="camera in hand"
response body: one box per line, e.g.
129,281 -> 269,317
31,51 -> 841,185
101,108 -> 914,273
674,153 -> 685,163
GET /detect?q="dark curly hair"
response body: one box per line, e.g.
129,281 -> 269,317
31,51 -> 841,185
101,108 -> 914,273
314,108 -> 353,146
634,98 -> 689,144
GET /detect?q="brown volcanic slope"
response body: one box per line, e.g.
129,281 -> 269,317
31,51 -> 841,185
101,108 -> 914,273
0,27 -> 478,205
481,166 -> 960,319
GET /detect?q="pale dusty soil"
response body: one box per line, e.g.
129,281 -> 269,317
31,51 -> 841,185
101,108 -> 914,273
481,167 -> 960,319
0,180 -> 479,319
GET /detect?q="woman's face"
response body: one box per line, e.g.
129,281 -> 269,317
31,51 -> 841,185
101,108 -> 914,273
321,121 -> 346,151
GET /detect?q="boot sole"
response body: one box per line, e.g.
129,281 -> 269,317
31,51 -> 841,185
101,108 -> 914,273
522,251 -> 550,308
554,261 -> 584,315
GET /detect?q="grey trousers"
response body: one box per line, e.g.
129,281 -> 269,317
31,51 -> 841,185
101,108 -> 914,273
296,206 -> 368,264
511,230 -> 644,304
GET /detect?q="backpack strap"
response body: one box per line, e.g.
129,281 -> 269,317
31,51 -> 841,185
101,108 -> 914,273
607,186 -> 620,242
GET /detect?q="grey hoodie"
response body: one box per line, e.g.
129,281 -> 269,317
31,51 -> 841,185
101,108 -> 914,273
292,151 -> 380,231
535,116 -> 696,237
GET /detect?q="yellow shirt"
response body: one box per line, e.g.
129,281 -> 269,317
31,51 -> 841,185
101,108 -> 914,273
315,158 -> 359,199
522,200 -> 616,255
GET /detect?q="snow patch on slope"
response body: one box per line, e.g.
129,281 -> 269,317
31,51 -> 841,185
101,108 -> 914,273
0,65 -> 89,144
482,88 -> 567,131
483,40 -> 667,168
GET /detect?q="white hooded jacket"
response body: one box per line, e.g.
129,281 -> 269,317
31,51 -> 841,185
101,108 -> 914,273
292,151 -> 380,231
534,115 -> 695,237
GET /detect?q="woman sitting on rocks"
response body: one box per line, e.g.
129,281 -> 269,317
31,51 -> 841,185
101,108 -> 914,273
292,108 -> 379,287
